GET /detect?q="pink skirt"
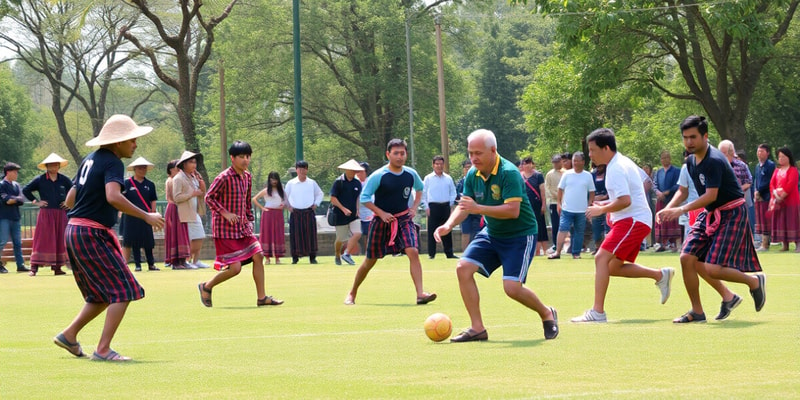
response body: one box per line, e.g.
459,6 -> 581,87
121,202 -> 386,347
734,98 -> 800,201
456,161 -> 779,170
164,203 -> 190,264
259,208 -> 285,258
754,200 -> 771,235
770,202 -> 800,242
30,208 -> 68,266
213,236 -> 262,270
655,200 -> 682,241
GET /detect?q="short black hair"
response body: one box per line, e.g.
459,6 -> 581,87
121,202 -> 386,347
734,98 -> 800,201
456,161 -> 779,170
359,161 -> 370,173
3,162 -> 20,173
561,152 -> 572,160
586,128 -> 617,152
229,140 -> 252,157
461,159 -> 471,168
758,143 -> 772,158
166,159 -> 178,175
295,160 -> 309,169
386,138 -> 407,152
680,115 -> 708,135
522,156 -> 533,164
432,155 -> 445,164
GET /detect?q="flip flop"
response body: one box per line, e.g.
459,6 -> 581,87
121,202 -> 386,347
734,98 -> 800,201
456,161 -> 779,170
53,333 -> 85,357
90,349 -> 131,362
257,295 -> 284,306
198,282 -> 212,307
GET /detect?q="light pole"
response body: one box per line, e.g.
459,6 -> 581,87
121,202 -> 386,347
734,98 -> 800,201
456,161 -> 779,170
404,9 -> 416,169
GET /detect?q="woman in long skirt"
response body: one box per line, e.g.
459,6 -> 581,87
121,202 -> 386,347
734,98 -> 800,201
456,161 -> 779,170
769,147 -> 800,252
252,171 -> 286,264
164,160 -> 191,268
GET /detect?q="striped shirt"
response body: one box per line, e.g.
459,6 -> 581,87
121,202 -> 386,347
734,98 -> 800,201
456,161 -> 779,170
205,167 -> 255,239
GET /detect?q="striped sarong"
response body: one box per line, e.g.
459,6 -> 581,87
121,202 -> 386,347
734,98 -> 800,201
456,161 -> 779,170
289,208 -> 317,257
681,202 -> 761,272
259,208 -> 285,258
754,200 -> 771,235
213,236 -> 262,270
164,202 -> 190,264
770,202 -> 800,243
66,219 -> 144,304
655,199 -> 682,242
366,213 -> 418,259
30,208 -> 68,267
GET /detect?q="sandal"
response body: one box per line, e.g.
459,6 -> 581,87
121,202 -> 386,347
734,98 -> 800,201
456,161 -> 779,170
198,283 -> 212,307
450,328 -> 488,343
673,310 -> 706,323
547,254 -> 560,260
416,292 -> 437,305
53,333 -> 85,357
90,349 -> 131,362
257,295 -> 284,306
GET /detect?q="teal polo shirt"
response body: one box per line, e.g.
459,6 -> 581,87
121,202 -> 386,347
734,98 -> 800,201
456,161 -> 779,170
463,156 -> 537,238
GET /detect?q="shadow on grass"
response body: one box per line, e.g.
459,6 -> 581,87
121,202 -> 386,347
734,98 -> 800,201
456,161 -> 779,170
613,319 -> 664,325
709,320 -> 766,328
491,339 -> 545,348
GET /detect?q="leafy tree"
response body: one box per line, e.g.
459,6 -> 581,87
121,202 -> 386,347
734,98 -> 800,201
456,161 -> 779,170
0,64 -> 39,172
516,0 -> 800,148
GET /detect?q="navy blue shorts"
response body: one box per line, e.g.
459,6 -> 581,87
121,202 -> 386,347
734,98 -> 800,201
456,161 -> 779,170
461,229 -> 537,283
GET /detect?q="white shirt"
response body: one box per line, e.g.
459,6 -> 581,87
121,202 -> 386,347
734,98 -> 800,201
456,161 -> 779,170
284,177 -> 323,209
558,170 -> 595,213
422,172 -> 456,208
262,189 -> 285,209
677,164 -> 699,226
606,152 -> 652,227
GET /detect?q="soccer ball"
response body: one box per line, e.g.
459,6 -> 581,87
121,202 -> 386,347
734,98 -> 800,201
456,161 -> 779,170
424,313 -> 452,342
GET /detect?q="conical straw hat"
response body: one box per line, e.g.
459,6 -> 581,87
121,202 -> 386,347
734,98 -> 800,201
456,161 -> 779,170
86,115 -> 153,146
127,157 -> 155,171
37,153 -> 68,170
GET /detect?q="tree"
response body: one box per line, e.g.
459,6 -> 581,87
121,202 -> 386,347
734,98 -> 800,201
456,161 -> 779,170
121,0 -> 239,182
0,63 -> 39,170
0,0 -> 145,164
518,0 -> 800,148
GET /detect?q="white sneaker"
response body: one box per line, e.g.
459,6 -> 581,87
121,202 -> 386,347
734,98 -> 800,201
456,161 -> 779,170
194,261 -> 210,269
570,309 -> 607,323
656,267 -> 675,304
186,262 -> 199,269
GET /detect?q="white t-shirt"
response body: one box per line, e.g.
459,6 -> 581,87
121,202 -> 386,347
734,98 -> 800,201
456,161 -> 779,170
558,170 -> 595,213
606,152 -> 652,227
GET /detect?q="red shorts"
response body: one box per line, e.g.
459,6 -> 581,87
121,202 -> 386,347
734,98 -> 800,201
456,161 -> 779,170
600,217 -> 651,263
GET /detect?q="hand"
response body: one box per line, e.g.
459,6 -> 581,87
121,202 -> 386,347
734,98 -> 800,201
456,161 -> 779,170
457,196 -> 479,214
37,200 -> 49,208
193,189 -> 203,197
585,204 -> 604,218
222,211 -> 239,224
408,207 -> 417,219
144,212 -> 165,231
754,192 -> 761,201
60,201 -> 69,210
342,207 -> 352,216
378,210 -> 394,223
433,224 -> 452,243
426,208 -> 430,217
656,207 -> 682,224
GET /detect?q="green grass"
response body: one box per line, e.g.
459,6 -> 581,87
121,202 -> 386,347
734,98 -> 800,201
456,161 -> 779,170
2,252 -> 799,399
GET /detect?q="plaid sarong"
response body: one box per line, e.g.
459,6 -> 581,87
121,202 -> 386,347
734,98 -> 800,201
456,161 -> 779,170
681,202 -> 762,272
754,200 -> 771,235
366,213 -> 418,259
164,202 -> 190,264
30,208 -> 68,267
289,208 -> 317,257
213,236 -> 262,270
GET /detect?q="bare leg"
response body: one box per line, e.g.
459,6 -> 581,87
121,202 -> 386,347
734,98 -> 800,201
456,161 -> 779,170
190,239 -> 204,263
592,250 -> 662,313
204,262 -> 243,290
405,247 -> 426,297
757,234 -> 770,250
680,253 -> 705,314
704,263 -> 760,289
334,241 -> 343,259
61,302 -> 108,344
503,280 -> 554,321
456,261 -> 484,332
346,258 -> 379,303
251,253 -> 266,299
346,233 -> 362,255
95,302 -> 130,356
553,231 -> 568,256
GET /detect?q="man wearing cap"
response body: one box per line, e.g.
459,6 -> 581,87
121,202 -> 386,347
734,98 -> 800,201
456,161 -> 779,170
173,151 -> 209,269
285,160 -> 324,264
120,157 -> 159,272
422,155 -> 458,259
0,162 -> 30,273
53,114 -> 164,362
22,153 -> 73,276
330,159 -> 363,265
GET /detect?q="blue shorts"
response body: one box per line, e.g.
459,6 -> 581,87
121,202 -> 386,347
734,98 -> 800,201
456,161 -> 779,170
461,229 -> 537,283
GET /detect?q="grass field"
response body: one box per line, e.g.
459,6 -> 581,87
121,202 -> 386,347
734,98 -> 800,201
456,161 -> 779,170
2,251 -> 799,399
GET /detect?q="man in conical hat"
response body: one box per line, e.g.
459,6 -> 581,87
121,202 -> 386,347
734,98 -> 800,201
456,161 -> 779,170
52,114 -> 164,362
329,159 -> 364,265
22,153 -> 73,276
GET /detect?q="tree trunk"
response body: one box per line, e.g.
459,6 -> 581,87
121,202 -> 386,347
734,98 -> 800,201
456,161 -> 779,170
50,87 -> 83,165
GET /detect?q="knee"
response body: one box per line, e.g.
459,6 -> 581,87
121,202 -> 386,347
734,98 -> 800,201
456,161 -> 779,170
228,264 -> 243,275
679,254 -> 694,269
502,280 -> 523,299
455,261 -> 476,280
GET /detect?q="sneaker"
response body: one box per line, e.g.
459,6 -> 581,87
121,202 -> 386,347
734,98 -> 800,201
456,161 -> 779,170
194,261 -> 210,269
134,266 -> 142,272
715,294 -> 742,320
341,253 -> 356,265
750,274 -> 766,312
17,265 -> 30,272
570,309 -> 607,323
335,257 -> 342,266
185,262 -> 199,269
0,265 -> 7,273
656,267 -> 675,304
673,310 -> 706,323
543,307 -> 559,340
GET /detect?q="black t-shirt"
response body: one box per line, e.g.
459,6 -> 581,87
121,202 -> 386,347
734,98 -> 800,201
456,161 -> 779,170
686,145 -> 743,211
68,148 -> 125,227
329,174 -> 362,225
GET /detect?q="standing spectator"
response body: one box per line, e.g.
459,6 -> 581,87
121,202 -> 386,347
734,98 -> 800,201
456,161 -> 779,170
173,151 -> 209,268
641,163 -> 656,248
356,162 -> 373,254
769,147 -> 800,252
251,171 -> 286,264
164,160 -> 191,270
198,141 -> 284,308
549,152 -> 595,259
330,160 -> 364,265
285,160 -> 323,264
22,153 -> 72,276
456,159 -> 481,251
422,155 -> 457,259
754,144 -> 776,251
654,151 -> 681,252
344,139 -> 436,306
53,114 -> 164,361
590,163 -> 610,254
0,162 -> 29,273
544,155 -> 563,252
572,128 -> 674,323
657,116 -> 764,323
521,156 -> 548,256
433,129 -> 557,342
719,141 -> 754,236
120,157 -> 159,272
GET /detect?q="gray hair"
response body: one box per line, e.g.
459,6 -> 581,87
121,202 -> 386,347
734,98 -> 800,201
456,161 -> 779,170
467,129 -> 497,149
718,140 -> 735,155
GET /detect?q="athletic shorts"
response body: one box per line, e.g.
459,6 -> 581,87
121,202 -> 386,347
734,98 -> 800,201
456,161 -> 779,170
600,217 -> 650,263
335,219 -> 361,241
461,229 -> 537,283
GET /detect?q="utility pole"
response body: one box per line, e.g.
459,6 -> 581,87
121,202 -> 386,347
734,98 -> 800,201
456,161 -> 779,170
293,0 -> 303,161
434,15 -> 449,173
404,10 -> 416,169
219,59 -> 227,169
